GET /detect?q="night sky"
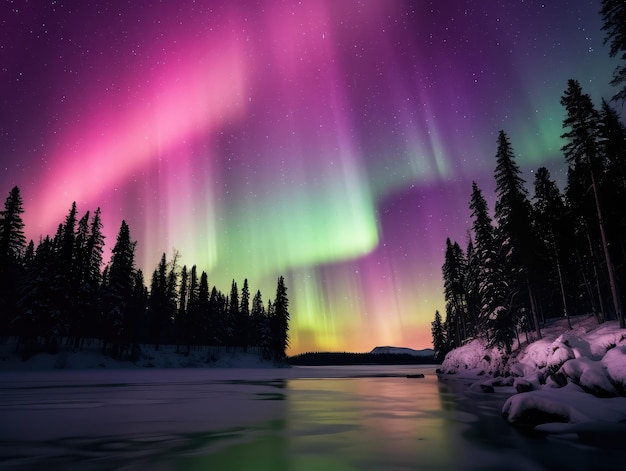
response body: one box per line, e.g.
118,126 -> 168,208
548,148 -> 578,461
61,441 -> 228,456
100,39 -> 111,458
0,1 -> 618,354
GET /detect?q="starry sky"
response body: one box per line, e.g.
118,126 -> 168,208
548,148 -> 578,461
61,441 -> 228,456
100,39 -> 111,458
0,1 -> 618,354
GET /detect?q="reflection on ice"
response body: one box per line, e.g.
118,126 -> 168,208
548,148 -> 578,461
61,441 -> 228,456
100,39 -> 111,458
0,366 -> 624,470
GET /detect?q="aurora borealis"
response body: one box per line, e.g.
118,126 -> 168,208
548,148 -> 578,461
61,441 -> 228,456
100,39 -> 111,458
0,1 -> 618,354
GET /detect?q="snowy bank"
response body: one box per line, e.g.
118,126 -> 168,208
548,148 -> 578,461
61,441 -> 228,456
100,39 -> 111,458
0,339 -> 280,370
438,315 -> 626,437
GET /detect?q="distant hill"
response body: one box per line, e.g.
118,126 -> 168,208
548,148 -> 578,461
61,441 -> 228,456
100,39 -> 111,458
288,347 -> 437,366
370,346 -> 435,357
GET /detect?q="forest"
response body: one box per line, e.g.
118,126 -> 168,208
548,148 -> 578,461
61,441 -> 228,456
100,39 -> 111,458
432,0 -> 626,362
0,195 -> 291,363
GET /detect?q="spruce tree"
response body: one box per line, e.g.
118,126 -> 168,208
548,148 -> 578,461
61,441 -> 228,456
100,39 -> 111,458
177,265 -> 188,349
601,0 -> 626,102
469,182 -> 512,352
493,130 -> 541,340
239,278 -> 250,348
0,186 -> 26,260
228,280 -> 239,346
198,272 -> 211,343
561,79 -> 624,327
87,208 -> 105,285
104,220 -> 136,357
532,167 -> 572,327
598,99 -> 626,275
186,265 -> 199,345
270,276 -> 290,362
0,186 -> 26,332
250,289 -> 265,348
148,253 -> 169,349
431,310 -> 448,363
126,269 -> 146,357
442,238 -> 468,345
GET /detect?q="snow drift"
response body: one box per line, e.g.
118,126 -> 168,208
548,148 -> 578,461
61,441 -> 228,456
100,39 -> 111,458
438,315 -> 626,435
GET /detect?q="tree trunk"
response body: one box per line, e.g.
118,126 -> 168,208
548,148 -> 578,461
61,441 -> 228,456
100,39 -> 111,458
526,278 -> 542,340
590,171 -> 624,328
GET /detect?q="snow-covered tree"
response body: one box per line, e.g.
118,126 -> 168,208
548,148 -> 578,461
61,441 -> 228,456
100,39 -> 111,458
493,130 -> 541,340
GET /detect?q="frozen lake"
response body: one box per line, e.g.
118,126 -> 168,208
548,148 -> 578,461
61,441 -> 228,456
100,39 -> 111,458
0,365 -> 623,470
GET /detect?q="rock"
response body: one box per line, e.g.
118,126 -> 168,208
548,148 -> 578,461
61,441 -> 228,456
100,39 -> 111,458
514,379 -> 534,393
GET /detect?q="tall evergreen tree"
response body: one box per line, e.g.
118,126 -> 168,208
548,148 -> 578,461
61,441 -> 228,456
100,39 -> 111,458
198,272 -> 211,343
86,208 -> 105,285
128,269 -> 147,355
469,182 -> 512,352
228,280 -> 239,346
532,167 -> 574,327
601,0 -> 626,102
270,276 -> 290,361
493,130 -> 541,340
0,186 -> 26,332
431,310 -> 448,363
177,265 -> 188,349
561,79 -> 624,327
442,238 -> 469,345
148,253 -> 169,350
239,278 -> 250,348
598,99 -> 626,276
0,186 -> 26,260
250,289 -> 266,347
104,220 -> 136,357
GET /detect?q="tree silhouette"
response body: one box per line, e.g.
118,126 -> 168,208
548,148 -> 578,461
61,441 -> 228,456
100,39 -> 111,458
0,186 -> 26,333
561,79 -> 624,327
493,130 -> 541,340
601,0 -> 626,102
270,276 -> 290,361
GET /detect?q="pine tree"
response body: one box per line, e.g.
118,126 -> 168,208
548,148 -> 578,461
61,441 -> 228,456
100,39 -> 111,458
561,79 -> 624,327
493,130 -> 541,340
165,251 -> 179,344
0,186 -> 26,260
598,99 -> 626,276
532,167 -> 573,327
262,299 -> 274,360
198,272 -> 211,343
17,236 -> 58,348
148,253 -> 169,350
250,289 -> 266,347
270,276 -> 290,362
228,280 -> 239,347
601,0 -> 626,102
186,265 -> 200,345
177,265 -> 188,349
86,208 -> 105,285
464,237 -> 480,339
469,182 -> 512,352
0,186 -> 27,332
442,238 -> 469,345
239,278 -> 250,348
103,220 -> 136,357
431,310 -> 448,363
128,269 -> 147,351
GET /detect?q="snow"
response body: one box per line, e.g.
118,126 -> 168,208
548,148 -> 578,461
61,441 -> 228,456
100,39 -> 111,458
0,340 -> 278,370
438,315 -> 626,436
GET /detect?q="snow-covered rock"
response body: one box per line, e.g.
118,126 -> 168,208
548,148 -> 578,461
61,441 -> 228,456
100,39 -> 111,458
438,315 -> 626,433
439,338 -> 508,377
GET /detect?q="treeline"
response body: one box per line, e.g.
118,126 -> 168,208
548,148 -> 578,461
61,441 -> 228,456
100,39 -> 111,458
0,193 -> 290,362
432,2 -> 626,363
288,351 -> 435,366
